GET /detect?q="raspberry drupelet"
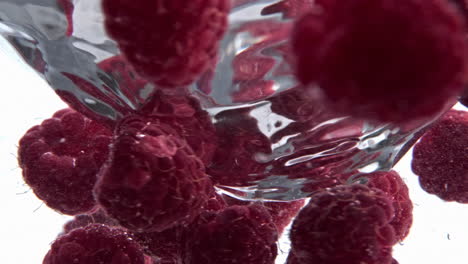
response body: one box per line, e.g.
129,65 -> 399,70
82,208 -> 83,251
44,224 -> 151,264
290,184 -> 396,264
185,204 -> 278,264
94,115 -> 213,232
102,0 -> 230,87
18,108 -> 112,215
412,109 -> 468,203
366,171 -> 413,243
292,0 -> 467,123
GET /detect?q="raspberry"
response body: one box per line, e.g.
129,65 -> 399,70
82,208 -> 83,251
18,108 -> 112,215
292,0 -> 467,123
290,185 -> 396,264
185,204 -> 278,264
140,89 -> 217,165
223,195 -> 305,234
63,209 -> 118,234
135,226 -> 186,264
95,115 -> 213,232
102,0 -> 230,87
366,171 -> 413,242
57,0 -> 73,36
43,224 -> 150,264
207,108 -> 271,186
411,109 -> 468,203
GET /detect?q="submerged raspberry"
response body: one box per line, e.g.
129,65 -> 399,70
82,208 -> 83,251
411,110 -> 468,203
185,204 -> 278,264
366,171 -> 413,242
95,116 -> 213,232
290,184 -> 396,264
222,195 -> 305,234
44,224 -> 150,264
103,0 -> 230,87
207,108 -> 271,186
292,0 -> 467,123
141,89 -> 217,165
18,108 -> 112,215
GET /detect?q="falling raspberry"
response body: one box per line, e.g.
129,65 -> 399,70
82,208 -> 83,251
290,185 -> 396,264
292,0 -> 467,123
185,204 -> 278,264
95,115 -> 213,232
102,0 -> 230,87
17,108 -> 112,215
44,224 -> 151,264
366,171 -> 413,242
411,109 -> 468,203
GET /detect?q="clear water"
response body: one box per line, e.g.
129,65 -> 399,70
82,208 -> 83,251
0,0 -> 443,201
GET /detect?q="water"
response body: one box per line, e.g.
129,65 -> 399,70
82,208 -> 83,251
0,0 -> 443,201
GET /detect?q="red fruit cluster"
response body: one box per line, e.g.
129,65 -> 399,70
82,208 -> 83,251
289,184 -> 396,264
95,116 -> 213,232
102,0 -> 230,87
412,110 -> 468,203
44,224 -> 150,264
292,0 -> 467,123
185,204 -> 278,264
18,108 -> 112,215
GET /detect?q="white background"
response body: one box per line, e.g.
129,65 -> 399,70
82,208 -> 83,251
0,37 -> 467,264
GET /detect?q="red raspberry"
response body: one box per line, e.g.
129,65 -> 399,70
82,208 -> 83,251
290,185 -> 396,264
366,171 -> 413,242
292,0 -> 467,123
95,116 -> 213,232
185,204 -> 278,264
411,109 -> 468,203
63,209 -> 119,234
102,0 -> 230,87
17,108 -> 112,215
207,108 -> 271,186
135,226 -> 186,264
43,224 -> 151,264
57,0 -> 73,36
140,89 -> 217,165
223,195 -> 305,234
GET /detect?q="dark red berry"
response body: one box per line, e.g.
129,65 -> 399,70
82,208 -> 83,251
411,109 -> 468,203
95,116 -> 213,232
185,204 -> 278,264
366,171 -> 413,242
44,224 -> 150,264
140,89 -> 217,165
292,0 -> 467,123
290,184 -> 396,264
18,108 -> 112,215
102,0 -> 230,87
